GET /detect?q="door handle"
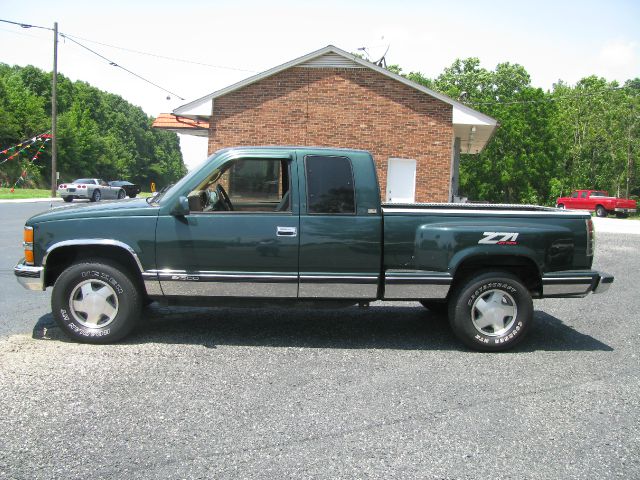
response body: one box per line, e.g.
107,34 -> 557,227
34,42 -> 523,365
276,226 -> 297,237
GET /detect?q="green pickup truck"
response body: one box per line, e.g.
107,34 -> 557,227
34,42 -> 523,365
15,147 -> 613,351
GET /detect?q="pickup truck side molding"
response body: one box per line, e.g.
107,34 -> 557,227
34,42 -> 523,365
145,268 -> 457,300
384,271 -> 452,299
299,275 -> 378,298
145,270 -> 381,299
146,270 -> 299,297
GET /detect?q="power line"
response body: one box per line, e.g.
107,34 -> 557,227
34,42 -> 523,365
59,33 -> 185,100
61,33 -> 258,73
0,26 -> 48,39
2,17 -> 257,73
2,18 -> 186,100
0,18 -> 52,31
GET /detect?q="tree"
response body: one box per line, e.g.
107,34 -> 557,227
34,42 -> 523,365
389,58 -> 639,204
0,63 -> 186,189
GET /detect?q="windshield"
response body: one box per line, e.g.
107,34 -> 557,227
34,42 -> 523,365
148,183 -> 174,203
147,155 -> 219,205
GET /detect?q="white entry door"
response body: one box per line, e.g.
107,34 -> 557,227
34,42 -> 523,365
386,158 -> 416,203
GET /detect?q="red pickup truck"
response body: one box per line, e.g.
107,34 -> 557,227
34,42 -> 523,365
556,190 -> 637,218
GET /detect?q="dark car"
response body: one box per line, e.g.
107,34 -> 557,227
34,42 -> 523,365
108,180 -> 141,198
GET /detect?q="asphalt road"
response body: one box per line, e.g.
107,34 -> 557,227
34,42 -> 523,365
0,202 -> 638,479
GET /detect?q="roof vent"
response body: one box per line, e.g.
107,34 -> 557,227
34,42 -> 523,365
299,53 -> 363,69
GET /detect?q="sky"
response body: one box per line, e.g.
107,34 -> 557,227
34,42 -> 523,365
1,0 -> 639,170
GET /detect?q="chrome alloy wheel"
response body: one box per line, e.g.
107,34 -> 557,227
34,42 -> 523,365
470,289 -> 518,336
69,279 -> 119,328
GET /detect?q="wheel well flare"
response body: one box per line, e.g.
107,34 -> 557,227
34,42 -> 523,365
453,255 -> 541,294
43,243 -> 143,289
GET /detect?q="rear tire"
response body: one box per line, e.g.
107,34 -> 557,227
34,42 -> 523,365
615,212 -> 628,219
596,205 -> 607,217
51,259 -> 142,343
556,203 -> 564,209
448,271 -> 533,352
129,193 -> 137,198
62,196 -> 73,203
91,189 -> 101,202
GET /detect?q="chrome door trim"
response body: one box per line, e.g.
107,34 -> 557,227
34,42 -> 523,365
298,274 -> 379,298
153,270 -> 298,298
141,271 -> 163,296
384,270 -> 452,299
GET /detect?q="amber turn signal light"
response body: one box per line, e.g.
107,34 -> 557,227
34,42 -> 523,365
23,226 -> 34,265
24,226 -> 34,244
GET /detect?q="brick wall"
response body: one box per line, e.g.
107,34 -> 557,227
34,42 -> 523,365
207,67 -> 453,203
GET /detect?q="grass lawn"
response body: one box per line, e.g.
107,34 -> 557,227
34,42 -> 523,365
0,188 -> 53,199
0,188 -> 154,200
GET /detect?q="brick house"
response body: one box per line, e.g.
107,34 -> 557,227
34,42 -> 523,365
153,45 -> 497,203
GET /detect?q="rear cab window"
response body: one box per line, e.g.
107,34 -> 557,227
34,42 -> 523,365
304,155 -> 355,214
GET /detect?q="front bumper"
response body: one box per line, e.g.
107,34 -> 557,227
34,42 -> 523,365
14,259 -> 45,291
541,270 -> 614,298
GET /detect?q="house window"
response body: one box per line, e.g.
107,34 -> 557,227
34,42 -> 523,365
305,155 -> 355,214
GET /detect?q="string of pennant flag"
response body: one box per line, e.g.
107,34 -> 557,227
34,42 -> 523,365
0,132 -> 52,191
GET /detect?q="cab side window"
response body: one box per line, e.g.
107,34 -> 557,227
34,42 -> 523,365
571,192 -> 579,198
580,192 -> 588,198
305,155 -> 355,214
187,158 -> 291,213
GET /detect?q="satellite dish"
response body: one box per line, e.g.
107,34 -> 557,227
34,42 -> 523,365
373,45 -> 390,68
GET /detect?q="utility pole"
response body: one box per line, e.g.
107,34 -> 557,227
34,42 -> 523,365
50,21 -> 58,197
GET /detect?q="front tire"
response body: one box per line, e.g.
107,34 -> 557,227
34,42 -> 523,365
556,203 -> 564,209
448,271 -> 533,352
595,205 -> 607,217
117,189 -> 125,199
51,260 -> 142,343
91,189 -> 101,202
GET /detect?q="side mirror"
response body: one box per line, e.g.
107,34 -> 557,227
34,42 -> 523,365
171,196 -> 190,216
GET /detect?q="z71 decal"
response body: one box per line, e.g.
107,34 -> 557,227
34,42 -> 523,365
479,232 -> 520,245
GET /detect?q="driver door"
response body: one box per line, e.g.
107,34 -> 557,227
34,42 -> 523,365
154,155 -> 299,298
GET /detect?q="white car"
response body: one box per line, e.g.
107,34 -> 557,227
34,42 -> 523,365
58,178 -> 125,203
